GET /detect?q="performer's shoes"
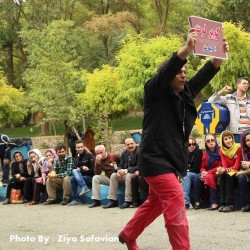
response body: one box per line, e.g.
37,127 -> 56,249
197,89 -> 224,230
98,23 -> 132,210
118,230 -> 145,250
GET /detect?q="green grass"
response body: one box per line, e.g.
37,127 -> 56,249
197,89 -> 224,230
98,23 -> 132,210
0,116 -> 143,138
110,116 -> 143,131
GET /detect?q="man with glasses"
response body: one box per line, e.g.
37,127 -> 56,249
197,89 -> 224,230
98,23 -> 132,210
208,77 -> 249,142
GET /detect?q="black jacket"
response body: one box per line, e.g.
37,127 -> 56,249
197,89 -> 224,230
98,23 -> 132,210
11,159 -> 34,178
118,146 -> 139,173
138,52 -> 219,177
74,150 -> 95,176
188,148 -> 203,173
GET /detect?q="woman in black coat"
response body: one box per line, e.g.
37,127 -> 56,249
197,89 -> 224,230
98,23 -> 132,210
2,151 -> 34,205
182,137 -> 203,209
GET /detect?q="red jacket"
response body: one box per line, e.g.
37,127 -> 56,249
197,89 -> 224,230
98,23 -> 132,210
219,147 -> 242,172
200,151 -> 222,190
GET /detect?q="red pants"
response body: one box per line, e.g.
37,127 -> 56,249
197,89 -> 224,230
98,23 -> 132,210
123,173 -> 190,250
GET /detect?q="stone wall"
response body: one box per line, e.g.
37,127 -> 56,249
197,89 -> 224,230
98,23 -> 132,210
30,129 -> 143,154
30,130 -> 207,155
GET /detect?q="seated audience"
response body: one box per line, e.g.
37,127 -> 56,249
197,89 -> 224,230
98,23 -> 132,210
89,145 -> 120,208
194,134 -> 221,210
217,130 -> 242,212
43,144 -> 74,205
29,149 -> 57,205
67,140 -> 95,206
3,151 -> 33,205
103,138 -> 139,209
182,136 -> 203,209
236,129 -> 250,212
26,149 -> 44,203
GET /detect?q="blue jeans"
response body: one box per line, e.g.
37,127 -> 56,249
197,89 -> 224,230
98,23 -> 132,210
182,172 -> 197,205
70,169 -> 92,200
1,164 -> 10,183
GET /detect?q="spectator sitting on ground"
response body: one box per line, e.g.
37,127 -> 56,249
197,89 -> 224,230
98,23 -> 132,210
103,138 -> 139,209
236,129 -> 250,212
194,133 -> 221,210
25,149 -> 44,203
43,144 -> 74,205
217,130 -> 242,212
29,148 -> 57,205
3,151 -> 33,205
182,136 -> 203,209
89,145 -> 120,208
67,140 -> 95,206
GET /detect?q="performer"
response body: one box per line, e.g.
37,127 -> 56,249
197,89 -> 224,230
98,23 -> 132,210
118,28 -> 229,250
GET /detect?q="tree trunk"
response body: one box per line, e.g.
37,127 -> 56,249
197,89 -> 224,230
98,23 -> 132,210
40,122 -> 49,136
5,45 -> 14,86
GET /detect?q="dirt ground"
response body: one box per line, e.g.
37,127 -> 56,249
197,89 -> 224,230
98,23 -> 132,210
0,202 -> 250,250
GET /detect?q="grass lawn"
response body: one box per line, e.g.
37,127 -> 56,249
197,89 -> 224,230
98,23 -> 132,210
0,116 -> 143,138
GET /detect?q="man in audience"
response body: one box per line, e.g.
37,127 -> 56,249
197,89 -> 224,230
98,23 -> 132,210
103,138 -> 139,209
208,77 -> 249,142
67,140 -> 95,205
89,145 -> 120,208
44,144 -> 74,205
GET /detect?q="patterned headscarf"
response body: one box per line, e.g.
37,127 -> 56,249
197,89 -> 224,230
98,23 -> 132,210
220,130 -> 240,158
45,148 -> 58,160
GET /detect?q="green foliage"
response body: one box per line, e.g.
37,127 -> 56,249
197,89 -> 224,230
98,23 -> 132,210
0,0 -> 250,129
116,35 -> 184,108
0,72 -> 27,125
21,20 -> 86,127
79,64 -> 129,118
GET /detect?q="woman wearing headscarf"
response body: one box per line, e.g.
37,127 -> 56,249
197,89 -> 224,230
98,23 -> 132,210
28,149 -> 57,205
2,151 -> 33,205
236,129 -> 250,212
194,133 -> 221,210
217,130 -> 242,212
182,136 -> 203,209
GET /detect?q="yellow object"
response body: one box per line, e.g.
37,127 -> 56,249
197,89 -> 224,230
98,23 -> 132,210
227,170 -> 238,176
196,103 -> 219,135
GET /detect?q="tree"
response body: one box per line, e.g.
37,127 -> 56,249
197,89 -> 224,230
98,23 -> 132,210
21,20 -> 86,138
116,34 -> 186,108
79,64 -> 129,149
0,71 -> 26,125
